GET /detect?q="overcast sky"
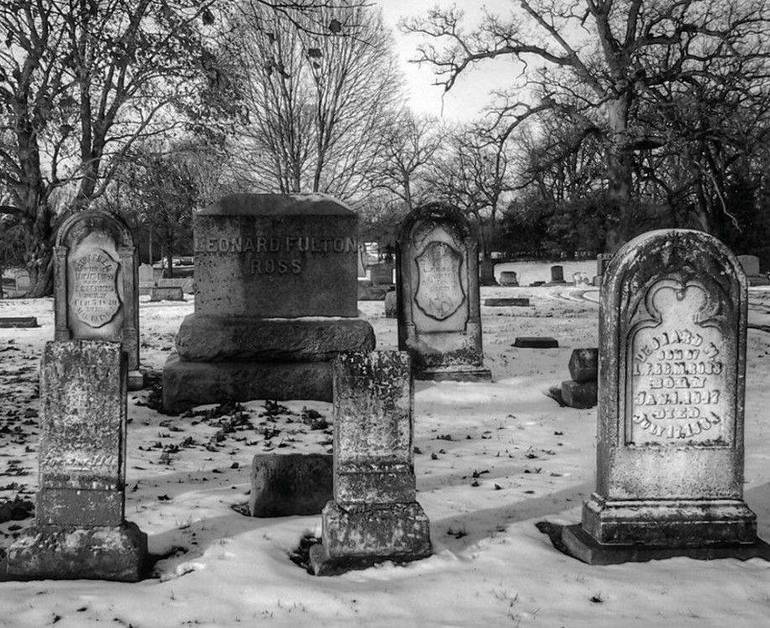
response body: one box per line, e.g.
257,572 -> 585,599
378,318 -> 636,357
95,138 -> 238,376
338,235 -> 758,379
379,0 -> 517,122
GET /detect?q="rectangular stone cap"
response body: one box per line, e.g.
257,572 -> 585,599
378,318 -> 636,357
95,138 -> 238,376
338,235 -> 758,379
198,193 -> 354,217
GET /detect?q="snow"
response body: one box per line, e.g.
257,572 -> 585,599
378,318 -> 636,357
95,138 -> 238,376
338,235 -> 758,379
2,269 -> 770,626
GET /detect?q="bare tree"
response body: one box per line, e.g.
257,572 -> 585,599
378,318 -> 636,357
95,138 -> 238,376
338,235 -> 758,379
229,0 -> 402,199
404,0 -> 770,247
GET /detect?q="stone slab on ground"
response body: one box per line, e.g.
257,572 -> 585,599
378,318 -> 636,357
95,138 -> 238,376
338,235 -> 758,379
561,380 -> 598,409
483,298 -> 530,307
514,336 -> 559,348
176,315 -> 375,363
309,502 -> 432,576
4,522 -> 148,582
150,286 -> 184,301
0,317 -> 38,328
416,365 -> 492,382
162,355 -> 332,413
554,523 -> 770,565
568,348 -> 598,383
249,453 -> 332,517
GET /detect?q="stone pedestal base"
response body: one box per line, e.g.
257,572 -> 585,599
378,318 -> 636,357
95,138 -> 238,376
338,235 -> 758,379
163,355 -> 333,413
309,501 -> 432,575
127,369 -> 144,391
5,521 -> 148,581
582,494 -> 758,546
416,365 -> 492,382
556,524 -> 770,565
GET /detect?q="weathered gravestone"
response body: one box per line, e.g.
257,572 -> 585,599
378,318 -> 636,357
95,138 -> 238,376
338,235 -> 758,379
384,289 -> 397,318
6,340 -> 148,581
396,203 -> 491,381
309,351 -> 432,575
162,194 -> 375,413
555,229 -> 769,563
54,210 -> 143,390
138,263 -> 154,296
550,265 -> 565,284
249,453 -> 332,517
150,286 -> 184,302
498,270 -> 519,286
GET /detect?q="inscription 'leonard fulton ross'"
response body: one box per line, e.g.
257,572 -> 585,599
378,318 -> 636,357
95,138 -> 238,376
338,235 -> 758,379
196,235 -> 356,275
630,323 -> 727,445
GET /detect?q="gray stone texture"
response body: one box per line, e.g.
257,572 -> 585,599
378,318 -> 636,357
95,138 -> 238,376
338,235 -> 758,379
550,265 -> 565,282
176,315 -> 375,362
249,453 -> 332,517
194,193 -> 358,318
0,317 -> 38,328
498,271 -> 518,286
568,348 -> 598,383
311,351 -> 431,574
737,254 -> 760,276
585,228 -> 756,548
514,336 -> 559,348
484,298 -> 530,307
561,380 -> 598,409
384,290 -> 397,318
6,340 -> 148,581
150,286 -> 184,301
397,203 -> 491,381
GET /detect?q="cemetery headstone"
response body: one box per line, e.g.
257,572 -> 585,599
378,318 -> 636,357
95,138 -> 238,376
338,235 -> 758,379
249,453 -> 332,517
370,262 -> 395,286
550,265 -> 565,284
309,351 -> 432,575
560,349 -> 599,409
162,194 -> 375,413
138,263 -> 155,296
396,203 -> 491,381
498,270 -> 519,286
555,229 -> 769,563
54,209 -> 143,390
736,254 -> 760,276
384,289 -> 397,318
6,340 -> 148,581
150,286 -> 184,302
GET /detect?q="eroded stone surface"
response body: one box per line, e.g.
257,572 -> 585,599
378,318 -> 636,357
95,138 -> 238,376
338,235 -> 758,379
249,454 -> 332,517
561,380 -> 597,409
568,348 -> 598,383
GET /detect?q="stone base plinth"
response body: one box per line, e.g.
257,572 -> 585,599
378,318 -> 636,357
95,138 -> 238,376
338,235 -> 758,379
416,365 -> 492,382
127,369 -> 145,391
249,453 -> 332,517
554,523 -> 770,565
309,501 -> 432,575
176,314 -> 375,363
163,355 -> 333,413
582,494 -> 758,547
560,380 -> 597,409
5,521 -> 148,582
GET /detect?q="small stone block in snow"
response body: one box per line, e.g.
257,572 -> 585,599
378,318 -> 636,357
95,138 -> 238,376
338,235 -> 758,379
249,453 -> 332,517
0,317 -> 38,328
513,337 -> 559,348
560,380 -> 597,409
568,348 -> 598,383
483,298 -> 530,307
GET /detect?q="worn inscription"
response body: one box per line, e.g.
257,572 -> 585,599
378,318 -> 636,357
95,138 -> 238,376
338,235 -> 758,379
628,281 -> 729,445
414,241 -> 466,321
195,235 -> 356,276
70,249 -> 121,328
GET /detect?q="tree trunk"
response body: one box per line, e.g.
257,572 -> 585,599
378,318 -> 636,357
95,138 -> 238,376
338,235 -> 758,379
24,203 -> 55,297
165,239 -> 174,278
604,98 -> 634,252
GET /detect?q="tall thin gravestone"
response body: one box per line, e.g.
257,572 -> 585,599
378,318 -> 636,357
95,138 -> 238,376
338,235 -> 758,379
397,203 -> 491,381
6,341 -> 148,581
555,229 -> 769,563
309,351 -> 432,575
54,210 -> 143,390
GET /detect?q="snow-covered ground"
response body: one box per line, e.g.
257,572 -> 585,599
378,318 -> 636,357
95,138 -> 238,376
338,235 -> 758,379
1,273 -> 770,627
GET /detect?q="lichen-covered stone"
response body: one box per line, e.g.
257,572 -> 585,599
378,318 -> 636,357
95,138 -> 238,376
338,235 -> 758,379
583,229 -> 756,548
249,453 -> 332,517
568,348 -> 598,383
397,203 -> 491,381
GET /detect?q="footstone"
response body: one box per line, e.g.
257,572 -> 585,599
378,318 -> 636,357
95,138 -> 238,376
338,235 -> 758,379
498,271 -> 518,286
568,348 -> 598,383
545,229 -> 765,563
0,316 -> 38,328
484,298 -> 529,307
384,290 -> 397,318
162,355 -> 332,413
176,315 -> 375,362
150,285 -> 184,301
514,336 -> 559,348
560,380 -> 597,409
397,203 -> 490,381
249,453 -> 332,517
310,351 -> 432,575
5,522 -> 148,582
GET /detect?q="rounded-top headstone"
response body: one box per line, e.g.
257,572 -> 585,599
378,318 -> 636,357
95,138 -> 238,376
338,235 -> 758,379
194,194 -> 358,318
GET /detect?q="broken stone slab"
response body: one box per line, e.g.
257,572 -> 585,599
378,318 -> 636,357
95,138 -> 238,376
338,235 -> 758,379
175,315 -> 375,363
249,453 -> 332,517
5,522 -> 148,582
0,317 -> 38,328
561,380 -> 598,409
513,337 -> 559,348
568,348 -> 598,383
162,355 -> 333,414
483,298 -> 530,307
